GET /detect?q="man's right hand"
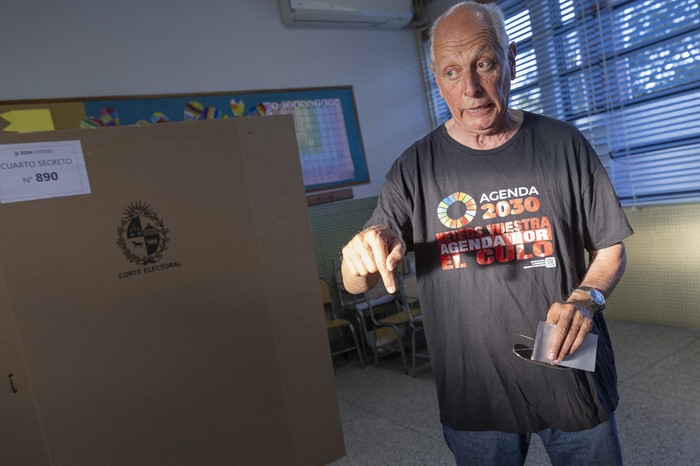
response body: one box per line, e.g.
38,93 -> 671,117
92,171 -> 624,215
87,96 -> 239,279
341,225 -> 406,294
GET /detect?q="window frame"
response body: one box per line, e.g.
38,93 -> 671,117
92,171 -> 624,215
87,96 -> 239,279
420,0 -> 700,206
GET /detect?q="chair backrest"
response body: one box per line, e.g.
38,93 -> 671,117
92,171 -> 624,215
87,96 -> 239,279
399,273 -> 419,301
331,261 -> 399,321
333,267 -> 355,307
395,251 -> 416,276
397,273 -> 422,327
319,278 -> 332,305
364,280 -> 393,301
320,277 -> 340,321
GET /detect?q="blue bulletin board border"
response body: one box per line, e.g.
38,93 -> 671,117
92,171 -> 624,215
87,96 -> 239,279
1,86 -> 369,192
81,86 -> 369,192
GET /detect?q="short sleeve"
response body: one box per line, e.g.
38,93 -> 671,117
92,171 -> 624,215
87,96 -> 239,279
365,150 -> 416,250
579,140 -> 634,250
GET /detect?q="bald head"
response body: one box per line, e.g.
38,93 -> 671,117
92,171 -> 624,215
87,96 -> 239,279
429,2 -> 509,63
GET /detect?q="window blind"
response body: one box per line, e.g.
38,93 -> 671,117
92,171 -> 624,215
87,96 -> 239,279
421,0 -> 700,206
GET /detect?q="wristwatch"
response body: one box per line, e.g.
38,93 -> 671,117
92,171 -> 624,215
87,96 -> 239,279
573,286 -> 606,312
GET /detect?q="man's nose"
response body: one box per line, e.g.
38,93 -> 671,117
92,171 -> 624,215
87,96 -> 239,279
461,71 -> 482,97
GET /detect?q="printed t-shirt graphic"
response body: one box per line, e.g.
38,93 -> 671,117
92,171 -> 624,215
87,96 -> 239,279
435,186 -> 555,270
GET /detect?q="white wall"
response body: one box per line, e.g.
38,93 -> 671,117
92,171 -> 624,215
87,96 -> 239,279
0,0 -> 431,198
425,0 -> 457,19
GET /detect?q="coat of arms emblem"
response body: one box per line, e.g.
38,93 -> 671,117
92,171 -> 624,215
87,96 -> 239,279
117,202 -> 170,265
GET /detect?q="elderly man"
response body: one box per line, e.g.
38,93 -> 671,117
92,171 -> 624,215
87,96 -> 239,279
341,1 -> 632,464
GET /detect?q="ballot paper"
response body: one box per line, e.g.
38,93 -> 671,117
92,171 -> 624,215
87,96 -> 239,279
532,321 -> 598,372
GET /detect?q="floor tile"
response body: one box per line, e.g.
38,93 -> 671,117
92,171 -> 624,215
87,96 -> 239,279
330,321 -> 700,465
616,385 -> 700,465
329,410 -> 453,466
335,360 -> 443,440
620,338 -> 700,403
607,319 -> 699,384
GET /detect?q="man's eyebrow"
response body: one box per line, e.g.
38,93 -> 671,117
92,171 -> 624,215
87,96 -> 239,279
476,45 -> 497,58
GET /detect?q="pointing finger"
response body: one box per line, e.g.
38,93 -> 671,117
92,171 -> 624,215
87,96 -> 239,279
370,239 -> 396,293
386,235 -> 406,273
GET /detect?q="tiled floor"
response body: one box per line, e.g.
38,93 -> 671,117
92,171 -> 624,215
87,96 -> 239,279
328,320 -> 700,465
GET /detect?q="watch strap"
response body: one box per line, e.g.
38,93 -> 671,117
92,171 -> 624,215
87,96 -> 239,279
572,286 -> 606,311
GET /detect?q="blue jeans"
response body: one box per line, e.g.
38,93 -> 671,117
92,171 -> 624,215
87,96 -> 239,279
442,414 -> 623,466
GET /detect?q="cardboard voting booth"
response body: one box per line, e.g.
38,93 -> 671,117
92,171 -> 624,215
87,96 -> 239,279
0,117 -> 345,465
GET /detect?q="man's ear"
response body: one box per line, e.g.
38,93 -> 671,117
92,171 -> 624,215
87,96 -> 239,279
508,42 -> 517,80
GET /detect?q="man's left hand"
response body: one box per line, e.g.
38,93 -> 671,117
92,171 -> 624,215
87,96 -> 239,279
545,301 -> 594,363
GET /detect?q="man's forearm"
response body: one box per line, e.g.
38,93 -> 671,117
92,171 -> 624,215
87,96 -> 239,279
581,242 -> 627,296
548,241 -> 628,361
568,242 -> 627,313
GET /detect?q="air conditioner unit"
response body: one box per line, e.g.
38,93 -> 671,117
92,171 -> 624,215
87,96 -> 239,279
279,0 -> 414,29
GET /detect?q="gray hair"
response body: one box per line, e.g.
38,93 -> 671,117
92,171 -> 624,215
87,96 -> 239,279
429,1 -> 510,63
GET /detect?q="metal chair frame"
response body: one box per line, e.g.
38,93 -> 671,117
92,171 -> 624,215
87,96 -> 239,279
320,278 -> 365,366
397,272 -> 431,377
332,266 -> 410,374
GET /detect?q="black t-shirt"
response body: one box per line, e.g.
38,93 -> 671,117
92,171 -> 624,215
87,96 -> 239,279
367,112 -> 634,433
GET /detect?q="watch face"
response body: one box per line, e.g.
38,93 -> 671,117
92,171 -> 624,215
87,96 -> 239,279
589,289 -> 605,306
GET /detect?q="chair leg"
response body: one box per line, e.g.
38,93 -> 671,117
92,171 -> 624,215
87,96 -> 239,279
367,325 -> 409,373
364,328 -> 379,368
411,328 -> 418,377
392,325 -> 409,375
399,346 -> 409,374
347,323 -> 365,367
409,326 -> 429,377
373,336 -> 379,368
355,315 -> 372,365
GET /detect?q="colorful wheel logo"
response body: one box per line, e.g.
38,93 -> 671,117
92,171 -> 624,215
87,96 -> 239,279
437,192 -> 477,229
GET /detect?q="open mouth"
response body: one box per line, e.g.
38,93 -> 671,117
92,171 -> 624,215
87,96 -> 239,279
466,103 -> 492,113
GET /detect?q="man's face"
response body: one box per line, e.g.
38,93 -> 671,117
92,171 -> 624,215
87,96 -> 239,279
431,10 -> 516,139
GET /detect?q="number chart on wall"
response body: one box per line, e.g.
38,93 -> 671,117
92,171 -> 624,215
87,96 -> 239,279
0,86 -> 369,192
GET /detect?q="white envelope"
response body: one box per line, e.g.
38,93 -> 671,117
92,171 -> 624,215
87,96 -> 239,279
531,321 -> 598,372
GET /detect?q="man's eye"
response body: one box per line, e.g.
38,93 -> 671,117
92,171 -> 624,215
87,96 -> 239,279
477,61 -> 493,71
446,69 -> 458,79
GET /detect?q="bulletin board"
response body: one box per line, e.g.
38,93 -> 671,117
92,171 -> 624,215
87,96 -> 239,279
0,86 -> 369,192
